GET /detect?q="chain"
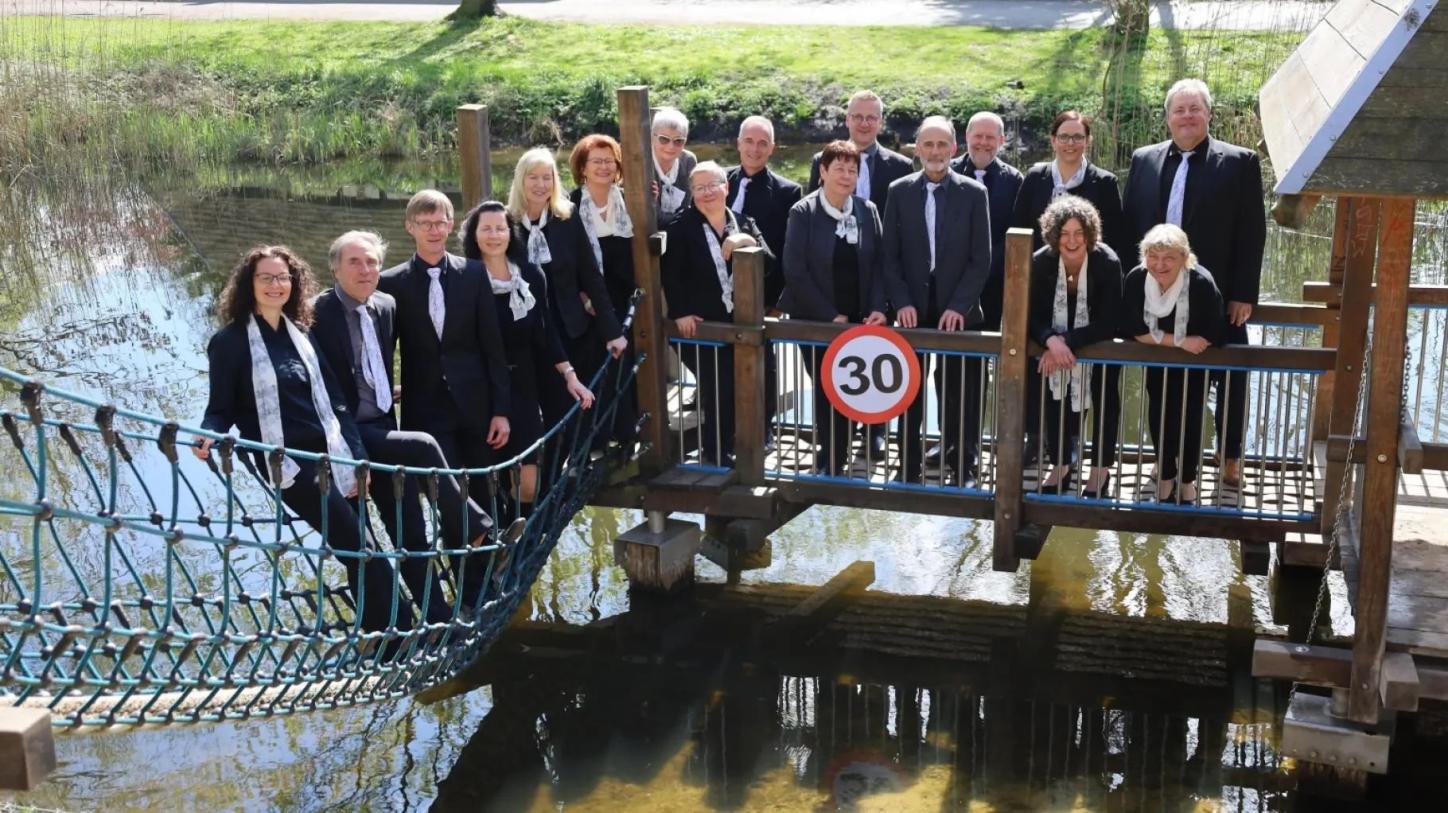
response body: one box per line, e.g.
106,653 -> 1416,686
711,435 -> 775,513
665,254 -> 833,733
1289,314 -> 1376,707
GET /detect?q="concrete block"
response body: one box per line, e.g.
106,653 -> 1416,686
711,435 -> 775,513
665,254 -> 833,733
0,707 -> 56,791
613,518 -> 701,593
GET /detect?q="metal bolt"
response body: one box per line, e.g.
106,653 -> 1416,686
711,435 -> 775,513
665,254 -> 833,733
1295,645 -> 1308,653
1346,364 -> 1353,371
1009,348 -> 1018,356
1377,454 -> 1388,463
1004,512 -> 1012,519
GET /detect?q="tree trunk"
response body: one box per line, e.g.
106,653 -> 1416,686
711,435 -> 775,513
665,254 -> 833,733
1109,0 -> 1150,37
452,0 -> 498,19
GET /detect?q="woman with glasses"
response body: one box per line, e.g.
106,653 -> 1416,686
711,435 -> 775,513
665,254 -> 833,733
651,107 -> 697,225
1012,111 -> 1126,259
507,147 -> 628,425
194,245 -> 412,639
661,161 -> 774,467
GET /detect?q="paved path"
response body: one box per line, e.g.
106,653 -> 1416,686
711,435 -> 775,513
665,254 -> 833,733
6,0 -> 1329,29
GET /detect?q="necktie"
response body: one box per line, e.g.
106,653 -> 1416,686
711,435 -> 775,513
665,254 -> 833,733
974,168 -> 987,184
731,176 -> 750,213
925,182 -> 941,273
1166,150 -> 1194,226
856,153 -> 872,200
355,304 -> 393,413
426,266 -> 445,340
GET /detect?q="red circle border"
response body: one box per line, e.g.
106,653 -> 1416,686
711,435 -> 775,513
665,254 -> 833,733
819,324 -> 922,425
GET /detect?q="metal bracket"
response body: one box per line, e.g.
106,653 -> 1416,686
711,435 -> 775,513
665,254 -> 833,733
1281,692 -> 1391,774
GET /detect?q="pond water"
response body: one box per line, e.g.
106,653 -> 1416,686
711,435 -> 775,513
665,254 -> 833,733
2,146 -> 1447,812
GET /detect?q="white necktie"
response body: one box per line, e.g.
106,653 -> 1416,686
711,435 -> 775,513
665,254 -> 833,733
974,168 -> 987,183
355,303 -> 393,413
426,266 -> 445,340
1166,150 -> 1194,226
731,175 -> 750,213
925,181 -> 941,273
856,153 -> 872,199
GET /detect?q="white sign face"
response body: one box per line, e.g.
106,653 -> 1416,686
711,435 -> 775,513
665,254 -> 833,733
822,325 -> 922,425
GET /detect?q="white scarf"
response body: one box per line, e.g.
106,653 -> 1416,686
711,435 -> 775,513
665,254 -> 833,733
1049,255 -> 1092,412
245,314 -> 356,496
490,260 -> 538,321
579,185 -> 634,272
1050,160 -> 1088,201
702,211 -> 739,314
1143,267 -> 1191,347
654,155 -> 686,214
819,191 -> 859,244
525,209 -> 552,266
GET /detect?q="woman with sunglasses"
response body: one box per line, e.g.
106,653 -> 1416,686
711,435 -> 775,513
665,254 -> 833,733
651,106 -> 697,225
1012,111 -> 1126,259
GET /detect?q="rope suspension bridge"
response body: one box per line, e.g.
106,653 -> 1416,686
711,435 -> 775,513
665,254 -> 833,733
0,327 -> 639,729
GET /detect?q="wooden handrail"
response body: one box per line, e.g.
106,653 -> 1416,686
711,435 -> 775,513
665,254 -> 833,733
1303,280 -> 1448,307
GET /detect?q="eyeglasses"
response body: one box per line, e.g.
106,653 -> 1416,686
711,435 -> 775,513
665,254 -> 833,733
656,134 -> 687,147
1054,134 -> 1089,144
691,180 -> 726,194
256,273 -> 293,287
586,157 -> 617,167
411,218 -> 452,232
847,113 -> 882,125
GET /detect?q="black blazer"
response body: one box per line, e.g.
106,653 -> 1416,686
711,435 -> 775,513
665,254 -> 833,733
951,156 -> 1025,286
309,287 -> 397,419
808,143 -> 914,213
778,190 -> 885,321
200,315 -> 365,468
1121,136 -> 1266,305
1027,244 -> 1124,350
726,165 -> 802,308
510,213 -> 624,342
880,170 -> 993,325
661,205 -> 774,323
1120,265 -> 1226,346
568,187 -> 637,321
377,253 -> 511,429
1012,162 -> 1126,259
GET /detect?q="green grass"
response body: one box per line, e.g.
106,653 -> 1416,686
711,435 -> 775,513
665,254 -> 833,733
0,15 -> 1302,169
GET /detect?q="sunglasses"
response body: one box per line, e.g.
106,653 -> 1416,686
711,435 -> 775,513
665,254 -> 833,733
655,134 -> 687,147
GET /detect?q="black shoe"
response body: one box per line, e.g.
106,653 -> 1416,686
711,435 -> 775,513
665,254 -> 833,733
924,443 -> 943,463
1038,468 -> 1075,496
1081,472 -> 1112,500
869,431 -> 887,458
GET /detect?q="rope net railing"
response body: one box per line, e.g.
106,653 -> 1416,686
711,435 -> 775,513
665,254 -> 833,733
0,323 -> 641,727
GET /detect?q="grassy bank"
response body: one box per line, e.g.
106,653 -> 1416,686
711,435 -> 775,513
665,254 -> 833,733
0,14 -> 1300,171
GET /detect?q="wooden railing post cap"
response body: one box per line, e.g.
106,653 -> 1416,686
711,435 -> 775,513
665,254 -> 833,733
457,103 -> 486,113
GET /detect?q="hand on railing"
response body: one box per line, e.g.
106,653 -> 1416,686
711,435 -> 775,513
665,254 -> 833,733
192,435 -> 214,460
605,335 -> 628,359
937,309 -> 966,332
895,306 -> 918,328
1038,336 -> 1076,374
1179,336 -> 1211,354
675,315 -> 702,338
864,311 -> 887,325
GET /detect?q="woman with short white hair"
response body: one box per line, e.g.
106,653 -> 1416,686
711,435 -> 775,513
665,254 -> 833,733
507,147 -> 628,424
1120,223 -> 1225,504
651,106 -> 697,224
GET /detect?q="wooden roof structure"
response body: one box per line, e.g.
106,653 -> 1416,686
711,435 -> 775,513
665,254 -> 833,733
1259,0 -> 1445,196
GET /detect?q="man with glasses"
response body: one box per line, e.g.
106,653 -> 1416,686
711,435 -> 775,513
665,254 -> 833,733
808,90 -> 912,458
379,190 -> 511,478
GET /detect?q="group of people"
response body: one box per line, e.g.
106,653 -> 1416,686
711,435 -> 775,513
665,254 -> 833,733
654,79 -> 1263,504
192,75 -> 1265,637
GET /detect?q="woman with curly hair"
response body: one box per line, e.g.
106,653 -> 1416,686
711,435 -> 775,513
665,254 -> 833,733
194,245 -> 411,637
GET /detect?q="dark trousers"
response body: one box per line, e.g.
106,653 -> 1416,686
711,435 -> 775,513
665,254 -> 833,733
808,346 -> 852,475
358,418 -> 491,624
678,341 -> 735,465
1030,364 -> 1121,469
281,461 -> 413,634
412,412 -> 499,606
1212,321 -> 1249,460
901,351 -> 984,481
1145,366 -> 1210,483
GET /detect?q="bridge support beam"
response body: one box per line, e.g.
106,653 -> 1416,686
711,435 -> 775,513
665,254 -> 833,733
615,515 -> 701,592
0,707 -> 55,791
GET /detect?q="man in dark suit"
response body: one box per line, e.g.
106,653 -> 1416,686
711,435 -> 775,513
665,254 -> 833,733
809,90 -> 913,457
882,116 -> 992,485
312,230 -> 494,623
1122,79 -> 1266,489
950,111 -> 1025,331
378,190 -> 512,472
727,115 -> 803,312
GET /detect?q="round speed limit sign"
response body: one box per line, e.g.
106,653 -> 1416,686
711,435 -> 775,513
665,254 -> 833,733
820,324 -> 922,424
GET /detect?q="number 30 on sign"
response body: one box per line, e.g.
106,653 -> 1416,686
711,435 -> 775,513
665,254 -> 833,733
820,325 -> 922,425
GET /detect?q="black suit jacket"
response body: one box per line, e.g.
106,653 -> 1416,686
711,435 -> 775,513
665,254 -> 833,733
378,253 -> 511,430
778,190 -> 885,321
726,165 -> 802,308
808,143 -> 914,212
1012,162 -> 1126,259
1122,136 -> 1266,305
309,287 -> 397,419
661,205 -> 774,323
200,316 -> 365,468
951,156 -> 1025,312
1026,244 -> 1124,350
881,170 -> 993,325
510,213 -> 624,342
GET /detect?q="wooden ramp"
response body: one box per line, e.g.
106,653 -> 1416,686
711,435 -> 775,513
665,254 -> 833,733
1382,505 -> 1448,659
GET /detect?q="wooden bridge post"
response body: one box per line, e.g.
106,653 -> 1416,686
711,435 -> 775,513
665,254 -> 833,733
0,707 -> 55,791
731,247 -> 767,485
1310,200 -> 1352,443
1347,197 -> 1415,724
1320,197 -> 1378,537
992,228 -> 1034,571
456,104 -> 492,210
617,87 -> 671,472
